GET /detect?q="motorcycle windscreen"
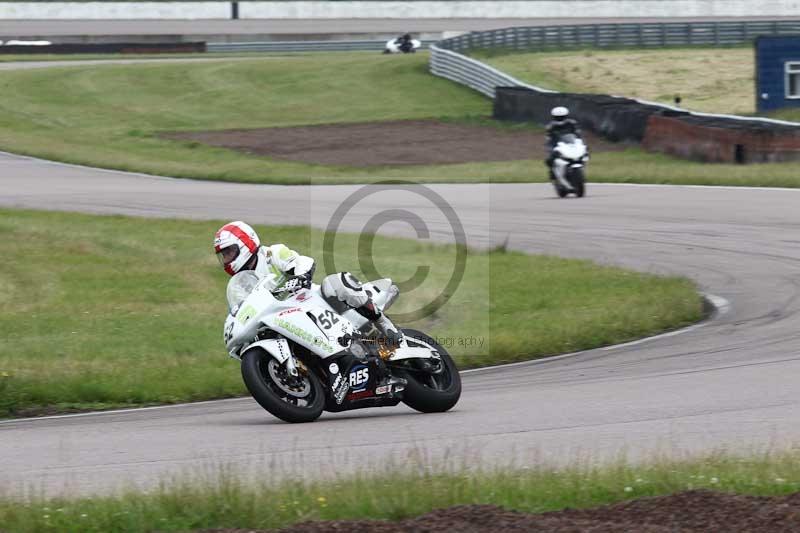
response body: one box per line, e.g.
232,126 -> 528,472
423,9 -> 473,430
226,270 -> 260,313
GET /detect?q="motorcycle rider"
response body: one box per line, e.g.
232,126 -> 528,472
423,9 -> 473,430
396,33 -> 414,53
214,221 -> 402,344
545,106 -> 582,178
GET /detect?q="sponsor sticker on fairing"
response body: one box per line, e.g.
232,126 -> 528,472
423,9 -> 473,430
346,390 -> 373,401
332,373 -> 348,404
274,318 -> 335,353
294,291 -> 310,302
348,364 -> 369,392
328,362 -> 339,375
375,384 -> 391,395
237,304 -> 258,325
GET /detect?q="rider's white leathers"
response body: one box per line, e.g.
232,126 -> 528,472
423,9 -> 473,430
320,271 -> 369,307
251,245 -> 398,337
252,244 -> 315,291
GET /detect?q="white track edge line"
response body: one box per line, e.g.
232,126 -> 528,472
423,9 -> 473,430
0,397 -> 250,425
590,183 -> 800,192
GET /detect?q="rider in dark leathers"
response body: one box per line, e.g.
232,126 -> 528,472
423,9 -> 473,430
545,106 -> 581,178
397,33 -> 415,53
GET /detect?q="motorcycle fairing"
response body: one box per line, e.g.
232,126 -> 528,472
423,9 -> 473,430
323,353 -> 402,413
551,137 -> 588,191
264,303 -> 351,359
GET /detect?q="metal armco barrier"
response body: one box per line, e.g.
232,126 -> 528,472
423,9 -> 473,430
429,45 -> 553,99
438,20 -> 800,52
429,19 -> 800,162
208,40 -> 429,53
429,20 -> 800,130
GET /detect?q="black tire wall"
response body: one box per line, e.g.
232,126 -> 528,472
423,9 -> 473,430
493,86 -> 687,143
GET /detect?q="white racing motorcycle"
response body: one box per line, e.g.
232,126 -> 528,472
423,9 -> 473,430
383,37 -> 421,54
223,271 -> 461,423
549,133 -> 589,198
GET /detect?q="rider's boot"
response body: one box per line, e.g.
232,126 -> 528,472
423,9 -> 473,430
355,301 -> 403,347
372,356 -> 407,395
354,300 -> 407,396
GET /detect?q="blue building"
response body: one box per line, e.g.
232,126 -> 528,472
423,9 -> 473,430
756,36 -> 800,113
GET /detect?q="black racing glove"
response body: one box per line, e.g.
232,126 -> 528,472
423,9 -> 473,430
282,277 -> 303,293
294,263 -> 315,289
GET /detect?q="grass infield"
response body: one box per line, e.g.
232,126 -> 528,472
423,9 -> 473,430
471,46 -> 800,125
0,52 -> 798,187
0,53 -> 484,184
1,451 -> 799,531
471,46 -> 756,116
0,209 -> 702,416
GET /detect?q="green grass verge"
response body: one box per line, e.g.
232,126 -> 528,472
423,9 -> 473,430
771,107 -> 800,122
2,451 -> 799,531
0,52 -> 492,185
1,51 -> 798,187
0,209 -> 702,416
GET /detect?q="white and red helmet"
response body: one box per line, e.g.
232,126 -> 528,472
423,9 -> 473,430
214,221 -> 260,276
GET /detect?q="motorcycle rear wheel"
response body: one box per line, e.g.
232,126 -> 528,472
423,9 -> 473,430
241,349 -> 325,423
395,329 -> 461,413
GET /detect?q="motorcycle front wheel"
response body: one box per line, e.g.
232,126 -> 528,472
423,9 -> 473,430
569,167 -> 586,198
394,329 -> 461,413
550,169 -> 569,198
241,349 -> 325,423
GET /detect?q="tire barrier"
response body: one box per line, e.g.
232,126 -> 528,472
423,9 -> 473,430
494,86 -> 800,162
493,87 -> 684,143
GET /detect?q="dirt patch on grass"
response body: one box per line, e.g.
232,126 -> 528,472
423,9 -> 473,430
162,119 -> 621,167
202,490 -> 800,532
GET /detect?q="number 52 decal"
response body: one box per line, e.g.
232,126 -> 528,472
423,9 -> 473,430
317,309 -> 340,329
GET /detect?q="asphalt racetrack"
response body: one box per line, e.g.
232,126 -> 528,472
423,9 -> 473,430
1,146 -> 800,497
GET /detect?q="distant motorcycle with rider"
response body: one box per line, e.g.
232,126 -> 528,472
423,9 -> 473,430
384,33 -> 421,54
545,106 -> 589,198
